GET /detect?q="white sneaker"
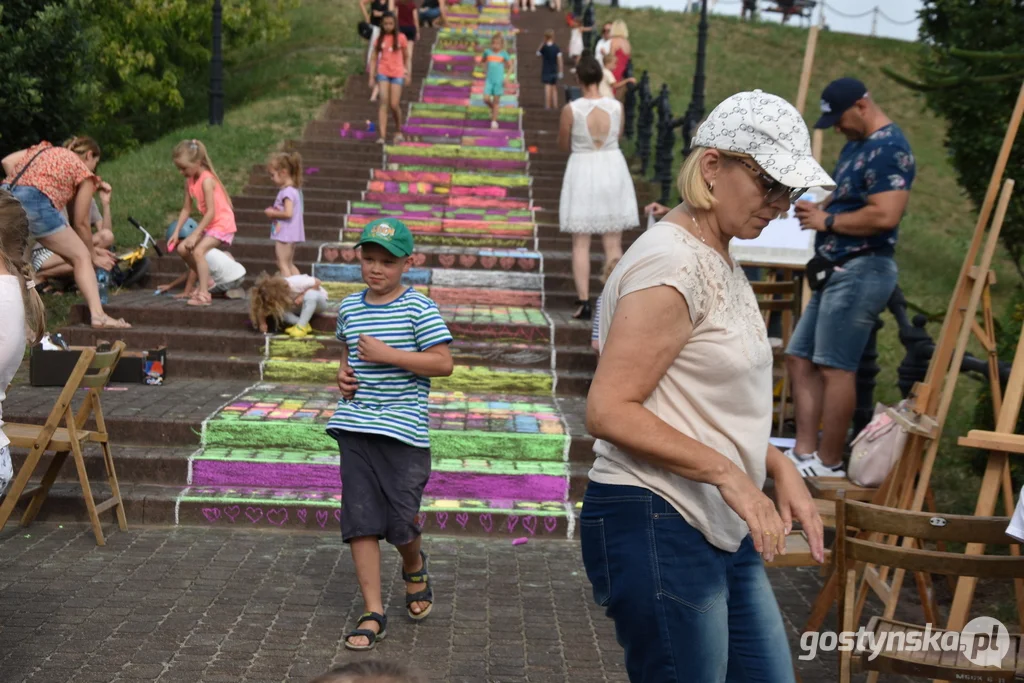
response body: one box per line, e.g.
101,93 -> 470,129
490,120 -> 499,129
788,451 -> 847,479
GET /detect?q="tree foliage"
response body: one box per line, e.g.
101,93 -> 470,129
0,1 -> 95,151
885,0 -> 1024,280
0,0 -> 298,156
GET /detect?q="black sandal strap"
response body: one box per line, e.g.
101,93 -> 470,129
402,551 -> 429,583
345,627 -> 380,644
406,585 -> 434,606
353,610 -> 387,631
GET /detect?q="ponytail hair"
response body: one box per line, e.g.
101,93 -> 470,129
171,139 -> 234,209
0,191 -> 46,344
63,135 -> 102,160
268,151 -> 304,188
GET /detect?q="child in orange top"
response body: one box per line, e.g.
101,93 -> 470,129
167,139 -> 237,307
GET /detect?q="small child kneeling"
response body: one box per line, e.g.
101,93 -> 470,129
325,217 -> 454,652
248,271 -> 329,337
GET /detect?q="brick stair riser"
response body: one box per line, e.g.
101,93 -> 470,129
8,447 -> 189,487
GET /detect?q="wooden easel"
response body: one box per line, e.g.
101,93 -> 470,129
802,81 -> 1024,640
794,20 -> 821,313
943,321 -> 1024,633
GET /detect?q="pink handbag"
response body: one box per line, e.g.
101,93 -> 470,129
847,402 -> 909,488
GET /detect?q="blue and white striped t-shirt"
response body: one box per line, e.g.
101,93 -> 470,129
326,288 -> 453,448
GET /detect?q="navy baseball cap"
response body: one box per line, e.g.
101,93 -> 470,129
814,77 -> 868,129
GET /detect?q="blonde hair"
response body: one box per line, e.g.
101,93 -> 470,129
491,32 -> 505,48
268,151 -> 304,188
63,136 -> 101,160
172,139 -> 233,208
610,20 -> 629,39
603,51 -> 615,66
544,28 -> 555,40
0,191 -> 46,344
676,146 -> 755,210
248,272 -> 295,329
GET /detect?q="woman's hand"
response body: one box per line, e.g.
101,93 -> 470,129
182,233 -> 199,252
717,466 -> 787,563
92,248 -> 116,271
97,182 -> 113,205
773,462 -> 826,564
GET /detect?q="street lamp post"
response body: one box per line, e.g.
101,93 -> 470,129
680,0 -> 708,156
209,0 -> 224,126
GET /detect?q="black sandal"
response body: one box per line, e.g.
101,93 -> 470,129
572,299 -> 592,320
402,550 -> 434,620
343,611 -> 388,651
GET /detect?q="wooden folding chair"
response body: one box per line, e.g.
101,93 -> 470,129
0,342 -> 128,546
835,494 -> 1024,682
751,278 -> 801,435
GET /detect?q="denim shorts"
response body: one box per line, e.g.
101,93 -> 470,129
376,74 -> 405,86
1,184 -> 68,239
785,252 -> 898,372
580,482 -> 795,682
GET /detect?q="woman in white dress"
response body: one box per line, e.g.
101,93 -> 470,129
558,54 -> 638,320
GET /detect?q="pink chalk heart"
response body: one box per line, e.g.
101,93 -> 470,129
297,509 -> 307,523
316,510 -> 329,528
480,256 -> 498,268
202,508 -> 220,523
415,512 -> 427,529
506,516 -> 519,533
224,505 -> 240,522
499,257 -> 516,270
267,508 -> 288,526
544,516 -> 558,533
436,512 -> 448,529
518,258 -> 536,271
456,512 -> 469,529
334,509 -> 342,522
438,254 -> 456,268
522,515 -> 537,536
459,254 -> 477,268
479,513 -> 493,533
341,248 -> 356,262
412,252 -> 427,267
245,507 -> 264,523
323,247 -> 339,263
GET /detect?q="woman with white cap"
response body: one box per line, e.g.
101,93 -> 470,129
580,90 -> 833,682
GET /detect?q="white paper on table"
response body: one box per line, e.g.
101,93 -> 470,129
730,188 -> 829,267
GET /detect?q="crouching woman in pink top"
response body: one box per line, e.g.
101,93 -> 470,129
582,90 -> 832,683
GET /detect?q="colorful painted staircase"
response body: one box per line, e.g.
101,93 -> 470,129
173,3 -> 579,537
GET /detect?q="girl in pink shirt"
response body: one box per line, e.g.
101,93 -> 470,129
167,139 -> 237,307
368,14 -> 410,145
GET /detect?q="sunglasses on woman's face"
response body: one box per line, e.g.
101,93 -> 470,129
733,159 -> 807,204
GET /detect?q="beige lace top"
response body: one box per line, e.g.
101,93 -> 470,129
590,219 -> 774,552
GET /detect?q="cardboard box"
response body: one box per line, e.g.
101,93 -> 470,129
29,345 -> 167,387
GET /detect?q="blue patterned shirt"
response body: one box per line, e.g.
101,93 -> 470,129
817,123 -> 915,261
326,288 -> 453,448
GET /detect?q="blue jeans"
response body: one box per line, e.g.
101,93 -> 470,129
1,184 -> 68,238
785,253 -> 898,372
579,482 -> 795,683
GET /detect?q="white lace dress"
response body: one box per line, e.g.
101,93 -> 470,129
559,97 -> 639,234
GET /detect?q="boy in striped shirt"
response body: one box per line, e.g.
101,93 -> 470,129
325,217 -> 454,652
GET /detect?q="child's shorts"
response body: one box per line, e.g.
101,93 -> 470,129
484,79 -> 504,97
337,431 -> 431,546
542,74 -> 558,85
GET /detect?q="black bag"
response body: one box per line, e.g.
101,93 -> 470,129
358,21 -> 373,40
805,252 -> 863,292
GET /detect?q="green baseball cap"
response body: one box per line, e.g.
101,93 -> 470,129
355,217 -> 415,257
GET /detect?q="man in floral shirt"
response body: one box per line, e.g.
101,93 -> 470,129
785,77 -> 915,478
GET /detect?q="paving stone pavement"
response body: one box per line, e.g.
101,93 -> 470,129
0,524 -> 896,683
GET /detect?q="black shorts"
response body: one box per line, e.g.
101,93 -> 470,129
542,74 -> 558,85
336,430 -> 431,546
399,25 -> 417,41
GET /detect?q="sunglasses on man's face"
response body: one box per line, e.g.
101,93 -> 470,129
734,159 -> 807,204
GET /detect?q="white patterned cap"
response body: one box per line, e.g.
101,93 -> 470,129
693,89 -> 836,191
